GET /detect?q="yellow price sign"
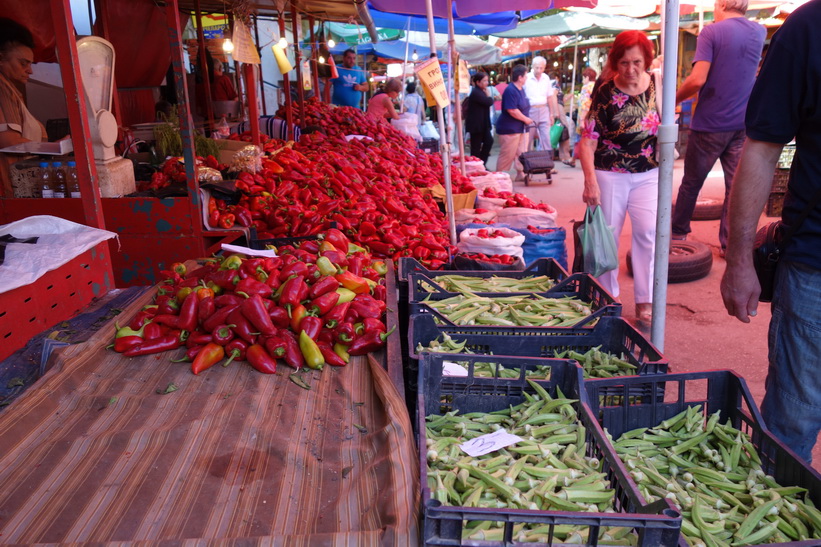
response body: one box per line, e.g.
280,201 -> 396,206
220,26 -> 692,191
415,57 -> 448,110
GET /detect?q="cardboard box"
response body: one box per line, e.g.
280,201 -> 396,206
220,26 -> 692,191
427,183 -> 477,212
213,138 -> 253,166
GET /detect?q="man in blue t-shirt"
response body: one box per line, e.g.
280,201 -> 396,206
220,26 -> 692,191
671,0 -> 765,255
721,0 -> 821,463
331,49 -> 369,108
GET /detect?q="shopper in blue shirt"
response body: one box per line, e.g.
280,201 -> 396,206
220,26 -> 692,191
494,65 -> 533,181
331,49 -> 368,108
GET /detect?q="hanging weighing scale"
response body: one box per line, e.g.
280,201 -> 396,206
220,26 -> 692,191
76,36 -> 136,196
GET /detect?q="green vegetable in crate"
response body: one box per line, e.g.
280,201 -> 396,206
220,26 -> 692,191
425,380 -> 636,545
423,274 -> 556,294
609,406 -> 821,546
422,293 -> 594,327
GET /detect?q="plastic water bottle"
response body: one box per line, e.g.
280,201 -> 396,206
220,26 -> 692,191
39,162 -> 54,198
66,161 -> 80,198
52,162 -> 66,198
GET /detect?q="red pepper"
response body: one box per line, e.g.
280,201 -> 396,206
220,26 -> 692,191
362,317 -> 387,334
176,293 -> 199,333
209,209 -> 220,228
346,256 -> 364,277
198,296 -> 216,325
280,330 -> 305,370
173,344 -> 203,363
373,284 -> 387,302
335,271 -> 371,295
208,269 -> 240,291
268,305 -> 291,329
128,308 -> 155,330
218,213 -> 236,229
347,326 -> 396,356
212,324 -> 235,346
143,321 -> 164,340
350,298 -> 382,320
124,335 -> 182,357
234,206 -> 253,228
317,340 -> 347,367
317,328 -> 334,344
361,267 -> 380,282
192,342 -> 225,374
241,294 -> 277,335
152,314 -> 181,329
229,308 -> 259,345
156,298 -> 179,316
299,239 -> 320,254
224,339 -> 248,364
187,330 -> 214,347
278,275 -> 307,307
322,301 -> 351,329
299,315 -> 323,340
320,250 -> 348,268
279,261 -> 308,282
290,303 -> 309,333
264,335 -> 287,359
235,277 -> 273,299
246,344 -> 277,374
214,294 -> 245,308
335,322 -> 356,344
308,291 -> 340,316
113,335 -> 143,353
265,273 -> 282,290
203,304 -> 239,333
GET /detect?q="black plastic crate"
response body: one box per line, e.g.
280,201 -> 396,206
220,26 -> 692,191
408,265 -> 568,301
585,371 -> 821,547
419,138 -> 439,153
418,356 -> 682,546
420,352 -> 574,390
409,272 -> 621,329
409,313 -> 666,373
397,256 -> 567,285
247,222 -> 337,250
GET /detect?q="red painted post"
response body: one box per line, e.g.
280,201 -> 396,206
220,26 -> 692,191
165,0 -> 204,249
92,0 -> 123,129
291,1 -> 306,130
244,65 -> 261,146
308,17 -> 320,96
194,0 -> 215,129
278,13 -> 293,141
50,0 -> 105,230
253,15 -> 268,116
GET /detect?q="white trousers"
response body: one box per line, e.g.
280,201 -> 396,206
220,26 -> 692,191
528,105 -> 552,152
495,132 -> 528,179
595,169 -> 659,304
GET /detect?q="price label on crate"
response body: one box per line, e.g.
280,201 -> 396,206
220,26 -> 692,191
442,360 -> 468,377
460,429 -> 523,457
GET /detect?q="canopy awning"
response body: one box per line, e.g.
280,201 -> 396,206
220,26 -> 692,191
368,0 -> 598,18
492,10 -> 650,37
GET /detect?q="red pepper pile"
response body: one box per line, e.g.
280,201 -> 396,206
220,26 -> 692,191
474,228 -> 510,239
526,225 -> 562,235
481,188 -> 555,213
457,252 -> 519,265
111,228 -> 394,375
138,155 -> 228,192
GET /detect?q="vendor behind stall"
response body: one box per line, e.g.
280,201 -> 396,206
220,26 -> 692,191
0,18 -> 46,197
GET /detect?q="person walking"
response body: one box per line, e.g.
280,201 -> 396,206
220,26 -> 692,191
671,0 -> 766,256
403,81 -> 425,127
523,57 -> 555,158
721,0 -> 821,463
331,49 -> 369,108
465,72 -> 494,166
578,30 -> 660,326
494,65 -> 532,181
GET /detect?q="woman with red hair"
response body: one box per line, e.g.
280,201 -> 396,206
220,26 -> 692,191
578,30 -> 659,327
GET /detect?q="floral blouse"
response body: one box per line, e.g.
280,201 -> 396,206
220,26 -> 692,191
581,77 -> 659,173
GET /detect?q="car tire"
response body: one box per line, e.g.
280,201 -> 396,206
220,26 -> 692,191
690,197 -> 723,221
626,241 -> 713,283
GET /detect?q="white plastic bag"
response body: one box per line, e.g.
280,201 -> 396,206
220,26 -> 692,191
475,195 -> 507,212
457,226 -> 525,259
495,206 -> 558,229
454,208 -> 498,224
391,113 -> 423,141
470,172 -> 513,194
420,121 -> 440,140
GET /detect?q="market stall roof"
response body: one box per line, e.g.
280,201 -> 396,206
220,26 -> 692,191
367,5 -> 542,35
172,0 -> 364,21
568,0 -> 802,17
492,10 -> 650,37
369,0 -> 597,18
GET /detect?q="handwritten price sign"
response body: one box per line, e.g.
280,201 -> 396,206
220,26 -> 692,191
459,429 -> 523,457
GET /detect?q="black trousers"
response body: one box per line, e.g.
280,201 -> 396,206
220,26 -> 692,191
469,129 -> 494,166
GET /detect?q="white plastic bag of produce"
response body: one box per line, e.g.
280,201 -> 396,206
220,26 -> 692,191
469,172 -> 513,194
475,195 -> 507,212
391,113 -> 423,141
420,121 -> 439,140
454,208 -> 497,224
457,226 -> 525,259
495,207 -> 558,229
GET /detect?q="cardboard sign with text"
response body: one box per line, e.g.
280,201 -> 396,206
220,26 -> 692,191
232,21 -> 260,65
458,59 -> 470,94
415,57 -> 448,109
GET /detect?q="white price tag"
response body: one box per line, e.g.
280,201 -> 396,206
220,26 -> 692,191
442,360 -> 468,377
460,429 -> 522,457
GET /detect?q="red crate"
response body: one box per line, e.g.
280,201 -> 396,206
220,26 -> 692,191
0,241 -> 113,362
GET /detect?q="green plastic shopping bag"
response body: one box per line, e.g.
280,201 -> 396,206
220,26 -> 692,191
576,206 -> 618,277
549,120 -> 564,149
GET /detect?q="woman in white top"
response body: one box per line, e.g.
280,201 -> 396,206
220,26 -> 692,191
402,81 -> 425,127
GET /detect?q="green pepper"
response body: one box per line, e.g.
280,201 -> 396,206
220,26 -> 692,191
336,287 -> 357,304
219,254 -> 244,271
315,256 -> 338,277
299,330 -> 325,370
115,321 -> 146,339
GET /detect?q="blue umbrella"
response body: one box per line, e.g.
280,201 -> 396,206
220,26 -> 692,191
368,5 -> 542,35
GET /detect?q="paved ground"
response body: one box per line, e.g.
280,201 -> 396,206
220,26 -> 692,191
477,138 -> 821,468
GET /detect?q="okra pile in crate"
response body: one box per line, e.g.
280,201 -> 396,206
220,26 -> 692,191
611,405 -> 821,545
417,273 -> 558,294
420,293 -> 595,328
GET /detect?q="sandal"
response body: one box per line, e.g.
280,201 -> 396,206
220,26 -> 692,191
636,303 -> 652,323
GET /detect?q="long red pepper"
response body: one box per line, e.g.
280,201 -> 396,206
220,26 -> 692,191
177,293 -> 199,332
240,294 -> 277,335
198,296 -> 215,324
308,275 -> 339,299
280,330 -> 305,370
322,301 -> 350,329
203,304 -> 239,333
113,336 -> 143,353
268,306 -> 290,329
278,275 -> 306,307
246,344 -> 277,374
307,291 -> 340,316
192,343 -> 225,375
316,340 -> 346,367
124,335 -> 182,357
347,326 -> 396,356
228,308 -> 259,344
264,335 -> 287,359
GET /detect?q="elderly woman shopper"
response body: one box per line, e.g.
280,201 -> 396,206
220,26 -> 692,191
578,30 -> 660,325
494,65 -> 533,181
465,72 -> 494,166
367,78 -> 402,122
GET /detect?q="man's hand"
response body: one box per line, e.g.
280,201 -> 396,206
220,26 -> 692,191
721,261 -> 760,323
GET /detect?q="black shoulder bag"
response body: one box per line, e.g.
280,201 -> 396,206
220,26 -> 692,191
753,184 -> 821,302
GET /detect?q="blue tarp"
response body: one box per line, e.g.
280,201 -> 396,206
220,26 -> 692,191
367,5 -> 542,35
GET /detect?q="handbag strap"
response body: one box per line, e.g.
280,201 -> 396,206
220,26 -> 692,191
780,180 -> 821,248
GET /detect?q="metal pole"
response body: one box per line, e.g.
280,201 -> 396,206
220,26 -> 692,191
194,0 -> 215,130
401,18 -> 411,112
308,17 -> 320,98
447,3 -> 466,176
425,0 -> 456,246
651,0 -> 681,351
568,34 -> 579,131
253,15 -> 268,115
278,13 -> 294,140
291,0 -> 306,130
51,0 -> 105,230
